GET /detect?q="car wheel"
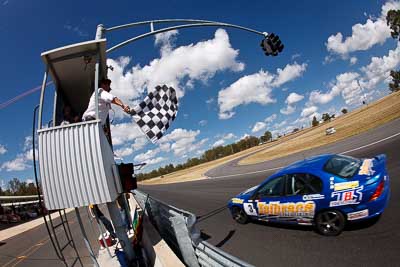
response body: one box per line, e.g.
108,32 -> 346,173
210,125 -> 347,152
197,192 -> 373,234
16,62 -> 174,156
315,210 -> 345,236
231,206 -> 249,224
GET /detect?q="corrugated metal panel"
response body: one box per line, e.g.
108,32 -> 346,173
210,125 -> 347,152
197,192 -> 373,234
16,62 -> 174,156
38,120 -> 120,210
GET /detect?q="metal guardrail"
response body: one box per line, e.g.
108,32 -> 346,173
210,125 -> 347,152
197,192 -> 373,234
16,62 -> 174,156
133,190 -> 254,267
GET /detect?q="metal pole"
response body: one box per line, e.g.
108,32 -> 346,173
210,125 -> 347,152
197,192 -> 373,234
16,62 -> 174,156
75,208 -> 100,267
38,68 -> 48,130
94,24 -> 104,120
107,22 -> 266,53
107,201 -> 136,263
96,22 -> 136,262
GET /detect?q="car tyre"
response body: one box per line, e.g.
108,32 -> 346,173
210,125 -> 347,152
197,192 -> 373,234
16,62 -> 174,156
315,210 -> 345,236
231,206 -> 249,224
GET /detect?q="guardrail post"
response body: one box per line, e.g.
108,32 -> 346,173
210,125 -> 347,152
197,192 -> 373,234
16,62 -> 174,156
169,210 -> 200,267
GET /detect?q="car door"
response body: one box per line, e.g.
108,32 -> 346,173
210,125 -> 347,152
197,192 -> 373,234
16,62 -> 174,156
280,173 -> 324,224
247,175 -> 286,221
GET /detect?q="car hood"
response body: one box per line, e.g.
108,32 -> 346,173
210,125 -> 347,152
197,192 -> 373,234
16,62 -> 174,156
237,185 -> 258,198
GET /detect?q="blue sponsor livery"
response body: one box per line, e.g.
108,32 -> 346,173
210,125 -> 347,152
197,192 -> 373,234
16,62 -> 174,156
228,154 -> 390,236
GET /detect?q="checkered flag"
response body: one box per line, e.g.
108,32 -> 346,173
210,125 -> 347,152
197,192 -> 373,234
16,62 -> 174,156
129,85 -> 178,143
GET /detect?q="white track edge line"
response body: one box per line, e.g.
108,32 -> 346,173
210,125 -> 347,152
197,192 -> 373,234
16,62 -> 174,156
208,131 -> 400,179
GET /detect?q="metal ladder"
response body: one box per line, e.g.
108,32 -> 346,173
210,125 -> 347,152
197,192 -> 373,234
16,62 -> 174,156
32,106 -> 83,267
42,209 -> 83,267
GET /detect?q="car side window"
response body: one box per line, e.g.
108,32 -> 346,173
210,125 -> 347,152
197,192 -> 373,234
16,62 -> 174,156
256,176 -> 285,197
286,173 -> 323,196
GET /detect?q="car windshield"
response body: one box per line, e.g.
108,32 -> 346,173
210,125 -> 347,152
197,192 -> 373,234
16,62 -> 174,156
323,155 -> 362,178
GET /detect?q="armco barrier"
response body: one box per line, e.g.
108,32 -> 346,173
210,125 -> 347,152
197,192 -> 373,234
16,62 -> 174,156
133,190 -> 254,267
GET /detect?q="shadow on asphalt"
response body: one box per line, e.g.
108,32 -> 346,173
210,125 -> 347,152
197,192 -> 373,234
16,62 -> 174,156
249,215 -> 380,234
215,230 -> 236,248
196,205 -> 228,223
344,215 -> 381,231
251,219 -> 314,232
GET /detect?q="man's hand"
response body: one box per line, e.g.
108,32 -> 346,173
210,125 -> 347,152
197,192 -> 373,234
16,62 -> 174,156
123,105 -> 130,113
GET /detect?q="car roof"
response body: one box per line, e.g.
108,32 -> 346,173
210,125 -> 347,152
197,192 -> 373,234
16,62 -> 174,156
275,154 -> 333,176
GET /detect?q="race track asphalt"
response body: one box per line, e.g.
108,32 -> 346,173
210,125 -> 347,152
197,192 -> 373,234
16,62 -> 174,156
141,118 -> 400,267
0,207 -> 102,267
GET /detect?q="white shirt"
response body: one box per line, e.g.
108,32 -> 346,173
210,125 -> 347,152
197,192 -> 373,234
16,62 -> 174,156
82,88 -> 115,125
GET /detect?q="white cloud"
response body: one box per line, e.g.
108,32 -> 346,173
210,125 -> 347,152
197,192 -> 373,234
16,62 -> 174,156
361,43 -> 400,90
25,179 -> 34,184
350,57 -> 358,65
134,148 -> 161,162
115,147 -> 134,158
64,23 -> 88,37
1,154 -> 30,171
108,29 -> 244,119
326,1 -> 400,58
144,157 -> 166,166
114,136 -> 148,159
273,120 -> 288,129
23,136 -> 32,151
280,93 -> 303,115
158,142 -> 171,152
238,134 -> 250,141
218,63 -> 307,119
199,120 -> 208,126
218,70 -> 275,119
132,137 -> 148,151
160,128 -> 207,157
264,114 -> 277,123
286,92 -> 304,105
213,139 -> 225,147
223,133 -> 236,140
272,63 -> 307,87
309,72 -> 360,105
0,144 -> 7,155
291,53 -> 301,60
206,98 -> 214,104
111,122 -> 145,146
301,106 -> 318,117
280,105 -> 296,115
24,149 -> 38,161
0,137 -> 38,171
212,133 -> 236,147
154,30 -> 179,56
251,122 -> 267,133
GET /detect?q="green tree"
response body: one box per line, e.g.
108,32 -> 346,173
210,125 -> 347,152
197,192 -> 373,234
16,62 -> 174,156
8,178 -> 21,195
387,9 -> 400,41
321,113 -> 330,122
312,116 -> 319,127
260,131 -> 272,143
341,108 -> 348,114
389,70 -> 400,92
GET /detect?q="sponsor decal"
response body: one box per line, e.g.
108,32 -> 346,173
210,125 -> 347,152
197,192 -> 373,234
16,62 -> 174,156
347,209 -> 369,221
243,203 -> 257,216
358,159 -> 375,176
231,198 -> 244,204
329,177 -> 335,190
302,194 -> 325,201
257,201 -> 315,217
329,186 -> 363,207
334,181 -> 359,191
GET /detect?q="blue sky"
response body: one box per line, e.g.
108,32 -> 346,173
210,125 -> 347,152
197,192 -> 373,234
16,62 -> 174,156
0,0 -> 399,184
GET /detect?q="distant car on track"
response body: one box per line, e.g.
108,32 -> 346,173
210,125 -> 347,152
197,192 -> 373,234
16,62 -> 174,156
326,127 -> 336,135
228,154 -> 390,236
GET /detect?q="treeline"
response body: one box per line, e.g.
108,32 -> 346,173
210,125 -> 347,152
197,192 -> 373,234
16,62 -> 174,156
0,178 -> 38,196
136,135 -> 264,181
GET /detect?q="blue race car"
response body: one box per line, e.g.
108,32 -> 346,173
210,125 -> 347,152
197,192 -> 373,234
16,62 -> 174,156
228,154 -> 390,236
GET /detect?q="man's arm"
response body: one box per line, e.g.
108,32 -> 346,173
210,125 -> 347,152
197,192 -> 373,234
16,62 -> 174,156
112,97 -> 130,113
